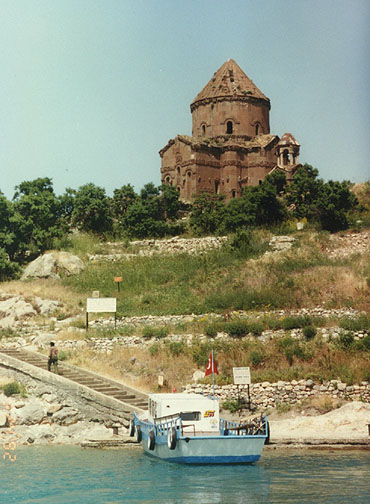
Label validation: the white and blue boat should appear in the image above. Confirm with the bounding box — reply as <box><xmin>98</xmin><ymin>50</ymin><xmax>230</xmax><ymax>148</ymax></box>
<box><xmin>130</xmin><ymin>393</ymin><xmax>269</xmax><ymax>464</ymax></box>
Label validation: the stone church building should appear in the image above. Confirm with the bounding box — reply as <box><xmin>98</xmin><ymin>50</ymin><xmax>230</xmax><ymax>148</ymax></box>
<box><xmin>160</xmin><ymin>59</ymin><xmax>300</xmax><ymax>202</ymax></box>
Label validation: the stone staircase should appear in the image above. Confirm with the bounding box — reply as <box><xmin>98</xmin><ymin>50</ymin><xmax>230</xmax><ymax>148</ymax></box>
<box><xmin>0</xmin><ymin>347</ymin><xmax>148</xmax><ymax>410</ymax></box>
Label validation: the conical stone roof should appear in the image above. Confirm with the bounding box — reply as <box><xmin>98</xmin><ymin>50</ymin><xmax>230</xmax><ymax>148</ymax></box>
<box><xmin>191</xmin><ymin>59</ymin><xmax>270</xmax><ymax>110</ymax></box>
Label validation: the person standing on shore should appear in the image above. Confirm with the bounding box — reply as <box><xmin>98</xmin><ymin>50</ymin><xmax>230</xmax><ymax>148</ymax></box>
<box><xmin>48</xmin><ymin>342</ymin><xmax>58</xmax><ymax>372</ymax></box>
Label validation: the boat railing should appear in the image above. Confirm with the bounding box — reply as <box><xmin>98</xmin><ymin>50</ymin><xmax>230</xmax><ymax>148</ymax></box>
<box><xmin>152</xmin><ymin>414</ymin><xmax>182</xmax><ymax>437</ymax></box>
<box><xmin>220</xmin><ymin>415</ymin><xmax>268</xmax><ymax>436</ymax></box>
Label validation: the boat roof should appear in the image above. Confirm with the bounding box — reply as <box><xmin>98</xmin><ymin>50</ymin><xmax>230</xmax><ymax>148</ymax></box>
<box><xmin>149</xmin><ymin>393</ymin><xmax>216</xmax><ymax>402</ymax></box>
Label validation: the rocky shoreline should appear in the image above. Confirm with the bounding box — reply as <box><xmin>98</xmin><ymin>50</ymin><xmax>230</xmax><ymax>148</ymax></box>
<box><xmin>0</xmin><ymin>387</ymin><xmax>129</xmax><ymax>446</ymax></box>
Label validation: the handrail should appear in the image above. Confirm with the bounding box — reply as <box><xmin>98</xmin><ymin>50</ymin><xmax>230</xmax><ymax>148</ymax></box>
<box><xmin>220</xmin><ymin>415</ymin><xmax>268</xmax><ymax>436</ymax></box>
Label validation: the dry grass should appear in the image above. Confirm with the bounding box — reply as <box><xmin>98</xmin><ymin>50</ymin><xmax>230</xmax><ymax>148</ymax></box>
<box><xmin>290</xmin><ymin>265</ymin><xmax>368</xmax><ymax>308</ymax></box>
<box><xmin>67</xmin><ymin>346</ymin><xmax>194</xmax><ymax>393</ymax></box>
<box><xmin>299</xmin><ymin>395</ymin><xmax>344</xmax><ymax>414</ymax></box>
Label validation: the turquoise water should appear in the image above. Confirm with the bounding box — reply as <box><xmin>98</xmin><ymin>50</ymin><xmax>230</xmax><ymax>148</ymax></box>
<box><xmin>1</xmin><ymin>446</ymin><xmax>369</xmax><ymax>503</ymax></box>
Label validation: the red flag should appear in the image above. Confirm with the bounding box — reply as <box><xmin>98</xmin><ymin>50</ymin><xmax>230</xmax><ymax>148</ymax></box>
<box><xmin>205</xmin><ymin>352</ymin><xmax>219</xmax><ymax>376</ymax></box>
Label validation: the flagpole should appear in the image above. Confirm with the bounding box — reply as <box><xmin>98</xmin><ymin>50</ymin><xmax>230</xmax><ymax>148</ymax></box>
<box><xmin>212</xmin><ymin>349</ymin><xmax>215</xmax><ymax>399</ymax></box>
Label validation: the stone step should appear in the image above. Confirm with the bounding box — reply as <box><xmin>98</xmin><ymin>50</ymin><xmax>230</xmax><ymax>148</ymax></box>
<box><xmin>0</xmin><ymin>348</ymin><xmax>148</xmax><ymax>415</ymax></box>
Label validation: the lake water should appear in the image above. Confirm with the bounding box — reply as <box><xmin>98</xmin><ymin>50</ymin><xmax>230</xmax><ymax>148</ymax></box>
<box><xmin>1</xmin><ymin>446</ymin><xmax>369</xmax><ymax>503</ymax></box>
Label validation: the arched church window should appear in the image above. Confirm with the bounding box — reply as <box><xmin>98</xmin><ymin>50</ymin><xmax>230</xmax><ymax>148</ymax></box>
<box><xmin>226</xmin><ymin>121</ymin><xmax>233</xmax><ymax>134</ymax></box>
<box><xmin>255</xmin><ymin>124</ymin><xmax>260</xmax><ymax>136</ymax></box>
<box><xmin>215</xmin><ymin>180</ymin><xmax>220</xmax><ymax>194</ymax></box>
<box><xmin>165</xmin><ymin>176</ymin><xmax>172</xmax><ymax>185</ymax></box>
<box><xmin>177</xmin><ymin>166</ymin><xmax>180</xmax><ymax>175</ymax></box>
<box><xmin>283</xmin><ymin>149</ymin><xmax>290</xmax><ymax>166</ymax></box>
<box><xmin>231</xmin><ymin>189</ymin><xmax>236</xmax><ymax>198</ymax></box>
<box><xmin>201</xmin><ymin>124</ymin><xmax>206</xmax><ymax>136</ymax></box>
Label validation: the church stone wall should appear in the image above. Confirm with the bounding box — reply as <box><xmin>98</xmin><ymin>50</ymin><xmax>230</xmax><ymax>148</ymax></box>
<box><xmin>192</xmin><ymin>99</ymin><xmax>270</xmax><ymax>138</ymax></box>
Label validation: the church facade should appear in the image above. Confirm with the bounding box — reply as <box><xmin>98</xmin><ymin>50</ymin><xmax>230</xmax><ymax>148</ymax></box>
<box><xmin>160</xmin><ymin>59</ymin><xmax>300</xmax><ymax>202</ymax></box>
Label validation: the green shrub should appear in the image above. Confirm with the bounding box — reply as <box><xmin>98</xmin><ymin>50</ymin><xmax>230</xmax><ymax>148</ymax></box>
<box><xmin>247</xmin><ymin>321</ymin><xmax>264</xmax><ymax>336</ymax></box>
<box><xmin>224</xmin><ymin>319</ymin><xmax>249</xmax><ymax>337</ymax></box>
<box><xmin>148</xmin><ymin>343</ymin><xmax>160</xmax><ymax>356</ymax></box>
<box><xmin>142</xmin><ymin>325</ymin><xmax>169</xmax><ymax>340</ymax></box>
<box><xmin>167</xmin><ymin>341</ymin><xmax>186</xmax><ymax>357</ymax></box>
<box><xmin>0</xmin><ymin>328</ymin><xmax>17</xmax><ymax>339</ymax></box>
<box><xmin>282</xmin><ymin>316</ymin><xmax>312</xmax><ymax>330</ymax></box>
<box><xmin>303</xmin><ymin>326</ymin><xmax>317</xmax><ymax>340</ymax></box>
<box><xmin>58</xmin><ymin>350</ymin><xmax>71</xmax><ymax>361</ymax></box>
<box><xmin>249</xmin><ymin>350</ymin><xmax>264</xmax><ymax>366</ymax></box>
<box><xmin>3</xmin><ymin>382</ymin><xmax>20</xmax><ymax>397</ymax></box>
<box><xmin>362</xmin><ymin>334</ymin><xmax>370</xmax><ymax>350</ymax></box>
<box><xmin>339</xmin><ymin>315</ymin><xmax>370</xmax><ymax>332</ymax></box>
<box><xmin>337</xmin><ymin>331</ymin><xmax>355</xmax><ymax>349</ymax></box>
<box><xmin>204</xmin><ymin>323</ymin><xmax>222</xmax><ymax>337</ymax></box>
<box><xmin>222</xmin><ymin>399</ymin><xmax>240</xmax><ymax>413</ymax></box>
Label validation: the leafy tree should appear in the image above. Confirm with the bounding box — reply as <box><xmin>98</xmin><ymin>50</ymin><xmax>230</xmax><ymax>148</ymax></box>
<box><xmin>140</xmin><ymin>182</ymin><xmax>160</xmax><ymax>201</ymax></box>
<box><xmin>189</xmin><ymin>192</ymin><xmax>226</xmax><ymax>235</ymax></box>
<box><xmin>223</xmin><ymin>194</ymin><xmax>256</xmax><ymax>232</ymax></box>
<box><xmin>111</xmin><ymin>184</ymin><xmax>137</xmax><ymax>217</ymax></box>
<box><xmin>72</xmin><ymin>183</ymin><xmax>112</xmax><ymax>234</ymax></box>
<box><xmin>122</xmin><ymin>184</ymin><xmax>182</xmax><ymax>238</ymax></box>
<box><xmin>224</xmin><ymin>180</ymin><xmax>286</xmax><ymax>232</ymax></box>
<box><xmin>0</xmin><ymin>247</ymin><xmax>21</xmax><ymax>281</ymax></box>
<box><xmin>160</xmin><ymin>184</ymin><xmax>180</xmax><ymax>221</ymax></box>
<box><xmin>12</xmin><ymin>177</ymin><xmax>62</xmax><ymax>258</ymax></box>
<box><xmin>0</xmin><ymin>192</ymin><xmax>16</xmax><ymax>259</ymax></box>
<box><xmin>285</xmin><ymin>164</ymin><xmax>323</xmax><ymax>220</ymax></box>
<box><xmin>317</xmin><ymin>180</ymin><xmax>358</xmax><ymax>232</ymax></box>
<box><xmin>58</xmin><ymin>188</ymin><xmax>76</xmax><ymax>227</ymax></box>
<box><xmin>265</xmin><ymin>170</ymin><xmax>287</xmax><ymax>194</ymax></box>
<box><xmin>124</xmin><ymin>199</ymin><xmax>167</xmax><ymax>238</ymax></box>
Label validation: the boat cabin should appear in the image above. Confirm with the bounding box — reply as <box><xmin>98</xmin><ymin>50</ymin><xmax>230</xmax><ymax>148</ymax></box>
<box><xmin>148</xmin><ymin>393</ymin><xmax>220</xmax><ymax>433</ymax></box>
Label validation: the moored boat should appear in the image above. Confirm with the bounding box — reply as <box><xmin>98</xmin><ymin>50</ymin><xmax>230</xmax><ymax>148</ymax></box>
<box><xmin>130</xmin><ymin>393</ymin><xmax>269</xmax><ymax>464</ymax></box>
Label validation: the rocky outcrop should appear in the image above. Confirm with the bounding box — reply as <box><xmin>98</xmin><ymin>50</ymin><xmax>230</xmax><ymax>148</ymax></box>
<box><xmin>21</xmin><ymin>251</ymin><xmax>85</xmax><ymax>280</ymax></box>
<box><xmin>0</xmin><ymin>292</ymin><xmax>60</xmax><ymax>329</ymax></box>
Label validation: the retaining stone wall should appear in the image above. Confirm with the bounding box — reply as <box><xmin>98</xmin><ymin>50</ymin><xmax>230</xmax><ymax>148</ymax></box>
<box><xmin>184</xmin><ymin>379</ymin><xmax>370</xmax><ymax>408</ymax></box>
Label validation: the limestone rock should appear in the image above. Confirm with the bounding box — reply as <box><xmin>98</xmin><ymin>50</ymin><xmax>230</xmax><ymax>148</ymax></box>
<box><xmin>192</xmin><ymin>370</ymin><xmax>205</xmax><ymax>382</ymax></box>
<box><xmin>16</xmin><ymin>402</ymin><xmax>45</xmax><ymax>425</ymax></box>
<box><xmin>0</xmin><ymin>296</ymin><xmax>36</xmax><ymax>322</ymax></box>
<box><xmin>53</xmin><ymin>407</ymin><xmax>78</xmax><ymax>425</ymax></box>
<box><xmin>22</xmin><ymin>254</ymin><xmax>59</xmax><ymax>280</ymax></box>
<box><xmin>22</xmin><ymin>251</ymin><xmax>85</xmax><ymax>280</ymax></box>
<box><xmin>47</xmin><ymin>404</ymin><xmax>63</xmax><ymax>415</ymax></box>
<box><xmin>0</xmin><ymin>412</ymin><xmax>9</xmax><ymax>427</ymax></box>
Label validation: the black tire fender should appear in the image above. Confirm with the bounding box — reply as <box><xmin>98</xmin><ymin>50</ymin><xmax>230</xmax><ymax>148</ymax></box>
<box><xmin>136</xmin><ymin>425</ymin><xmax>142</xmax><ymax>443</ymax></box>
<box><xmin>264</xmin><ymin>420</ymin><xmax>270</xmax><ymax>445</ymax></box>
<box><xmin>129</xmin><ymin>419</ymin><xmax>135</xmax><ymax>437</ymax></box>
<box><xmin>148</xmin><ymin>429</ymin><xmax>156</xmax><ymax>451</ymax></box>
<box><xmin>167</xmin><ymin>427</ymin><xmax>177</xmax><ymax>450</ymax></box>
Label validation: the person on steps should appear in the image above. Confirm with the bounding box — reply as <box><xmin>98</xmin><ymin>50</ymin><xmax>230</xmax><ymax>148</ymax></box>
<box><xmin>48</xmin><ymin>341</ymin><xmax>58</xmax><ymax>372</ymax></box>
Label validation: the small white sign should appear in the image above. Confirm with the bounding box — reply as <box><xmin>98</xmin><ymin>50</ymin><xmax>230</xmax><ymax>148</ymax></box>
<box><xmin>86</xmin><ymin>298</ymin><xmax>117</xmax><ymax>313</ymax></box>
<box><xmin>233</xmin><ymin>367</ymin><xmax>251</xmax><ymax>385</ymax></box>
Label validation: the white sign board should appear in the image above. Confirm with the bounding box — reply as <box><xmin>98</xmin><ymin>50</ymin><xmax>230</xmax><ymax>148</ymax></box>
<box><xmin>86</xmin><ymin>298</ymin><xmax>116</xmax><ymax>313</ymax></box>
<box><xmin>233</xmin><ymin>367</ymin><xmax>251</xmax><ymax>385</ymax></box>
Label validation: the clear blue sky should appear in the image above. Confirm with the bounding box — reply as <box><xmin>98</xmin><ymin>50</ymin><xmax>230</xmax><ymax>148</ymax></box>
<box><xmin>1</xmin><ymin>0</ymin><xmax>369</xmax><ymax>199</ymax></box>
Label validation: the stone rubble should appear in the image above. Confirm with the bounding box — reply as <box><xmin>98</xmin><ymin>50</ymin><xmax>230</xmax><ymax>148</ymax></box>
<box><xmin>325</xmin><ymin>230</ymin><xmax>370</xmax><ymax>258</ymax></box>
<box><xmin>88</xmin><ymin>236</ymin><xmax>228</xmax><ymax>261</ymax></box>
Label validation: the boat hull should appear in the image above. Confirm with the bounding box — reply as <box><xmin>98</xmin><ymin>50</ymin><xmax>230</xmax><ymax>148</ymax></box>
<box><xmin>141</xmin><ymin>433</ymin><xmax>266</xmax><ymax>464</ymax></box>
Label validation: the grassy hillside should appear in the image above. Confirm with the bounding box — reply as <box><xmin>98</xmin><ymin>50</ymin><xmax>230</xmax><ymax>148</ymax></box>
<box><xmin>59</xmin><ymin>228</ymin><xmax>370</xmax><ymax>316</ymax></box>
